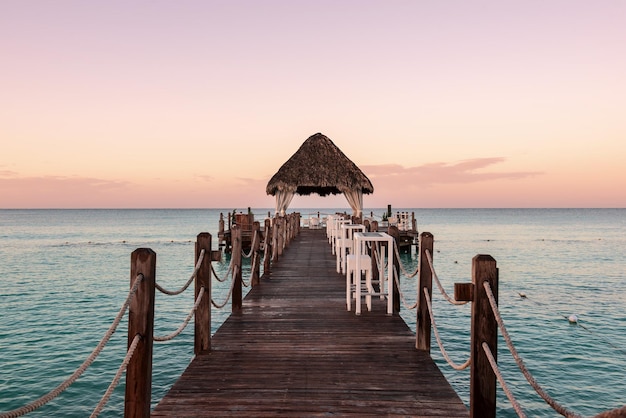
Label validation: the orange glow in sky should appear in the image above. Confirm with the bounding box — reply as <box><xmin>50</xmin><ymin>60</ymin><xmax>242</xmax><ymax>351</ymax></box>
<box><xmin>1</xmin><ymin>1</ymin><xmax>625</xmax><ymax>208</ymax></box>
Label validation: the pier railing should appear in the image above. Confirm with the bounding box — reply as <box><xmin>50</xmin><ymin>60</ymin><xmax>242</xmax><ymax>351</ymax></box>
<box><xmin>0</xmin><ymin>213</ymin><xmax>299</xmax><ymax>418</ymax></box>
<box><xmin>122</xmin><ymin>212</ymin><xmax>300</xmax><ymax>417</ymax></box>
<box><xmin>390</xmin><ymin>230</ymin><xmax>621</xmax><ymax>418</ymax></box>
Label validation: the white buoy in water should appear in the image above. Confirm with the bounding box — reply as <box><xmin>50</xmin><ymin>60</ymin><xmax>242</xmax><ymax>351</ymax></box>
<box><xmin>568</xmin><ymin>314</ymin><xmax>578</xmax><ymax>324</ymax></box>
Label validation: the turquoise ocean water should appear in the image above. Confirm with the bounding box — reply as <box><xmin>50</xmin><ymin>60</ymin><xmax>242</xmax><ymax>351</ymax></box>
<box><xmin>1</xmin><ymin>208</ymin><xmax>624</xmax><ymax>417</ymax></box>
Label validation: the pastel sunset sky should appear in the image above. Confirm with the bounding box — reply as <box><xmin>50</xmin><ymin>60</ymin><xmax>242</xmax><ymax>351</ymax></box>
<box><xmin>2</xmin><ymin>1</ymin><xmax>625</xmax><ymax>209</ymax></box>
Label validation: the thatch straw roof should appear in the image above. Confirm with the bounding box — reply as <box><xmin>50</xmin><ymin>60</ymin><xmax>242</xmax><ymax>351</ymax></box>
<box><xmin>266</xmin><ymin>133</ymin><xmax>374</xmax><ymax>196</ymax></box>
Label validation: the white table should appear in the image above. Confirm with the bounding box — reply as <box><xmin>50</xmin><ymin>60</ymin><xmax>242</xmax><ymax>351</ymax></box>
<box><xmin>353</xmin><ymin>231</ymin><xmax>394</xmax><ymax>315</ymax></box>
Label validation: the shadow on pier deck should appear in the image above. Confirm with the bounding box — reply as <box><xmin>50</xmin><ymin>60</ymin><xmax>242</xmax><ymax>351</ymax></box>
<box><xmin>152</xmin><ymin>228</ymin><xmax>468</xmax><ymax>417</ymax></box>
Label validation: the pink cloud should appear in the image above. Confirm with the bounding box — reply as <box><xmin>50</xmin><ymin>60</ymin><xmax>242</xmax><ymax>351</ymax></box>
<box><xmin>362</xmin><ymin>157</ymin><xmax>542</xmax><ymax>188</ymax></box>
<box><xmin>0</xmin><ymin>174</ymin><xmax>131</xmax><ymax>208</ymax></box>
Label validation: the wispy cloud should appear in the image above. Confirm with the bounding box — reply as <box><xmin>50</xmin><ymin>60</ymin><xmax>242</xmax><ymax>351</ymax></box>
<box><xmin>362</xmin><ymin>157</ymin><xmax>542</xmax><ymax>187</ymax></box>
<box><xmin>194</xmin><ymin>174</ymin><xmax>214</xmax><ymax>182</ymax></box>
<box><xmin>0</xmin><ymin>174</ymin><xmax>129</xmax><ymax>190</ymax></box>
<box><xmin>0</xmin><ymin>174</ymin><xmax>132</xmax><ymax>207</ymax></box>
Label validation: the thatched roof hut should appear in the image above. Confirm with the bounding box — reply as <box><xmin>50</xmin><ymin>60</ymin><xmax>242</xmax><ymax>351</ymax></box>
<box><xmin>266</xmin><ymin>133</ymin><xmax>373</xmax><ymax>216</ymax></box>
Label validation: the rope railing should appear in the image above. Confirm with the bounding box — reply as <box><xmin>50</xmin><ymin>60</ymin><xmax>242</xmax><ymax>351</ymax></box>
<box><xmin>154</xmin><ymin>286</ymin><xmax>206</xmax><ymax>342</ymax></box>
<box><xmin>483</xmin><ymin>281</ymin><xmax>583</xmax><ymax>418</ymax></box>
<box><xmin>392</xmin><ymin>239</ymin><xmax>419</xmax><ymax>278</ymax></box>
<box><xmin>392</xmin><ymin>263</ymin><xmax>418</xmax><ymax>310</ymax></box>
<box><xmin>423</xmin><ymin>287</ymin><xmax>471</xmax><ymax>370</ymax></box>
<box><xmin>425</xmin><ymin>249</ymin><xmax>468</xmax><ymax>306</ymax></box>
<box><xmin>241</xmin><ymin>230</ymin><xmax>259</xmax><ymax>259</ymax></box>
<box><xmin>3</xmin><ymin>222</ymin><xmax>298</xmax><ymax>417</ymax></box>
<box><xmin>155</xmin><ymin>249</ymin><xmax>205</xmax><ymax>295</ymax></box>
<box><xmin>212</xmin><ymin>259</ymin><xmax>233</xmax><ymax>283</ymax></box>
<box><xmin>482</xmin><ymin>342</ymin><xmax>526</xmax><ymax>418</ymax></box>
<box><xmin>90</xmin><ymin>333</ymin><xmax>142</xmax><ymax>417</ymax></box>
<box><xmin>212</xmin><ymin>265</ymin><xmax>238</xmax><ymax>309</ymax></box>
<box><xmin>0</xmin><ymin>273</ymin><xmax>144</xmax><ymax>418</ymax></box>
<box><xmin>241</xmin><ymin>272</ymin><xmax>251</xmax><ymax>288</ymax></box>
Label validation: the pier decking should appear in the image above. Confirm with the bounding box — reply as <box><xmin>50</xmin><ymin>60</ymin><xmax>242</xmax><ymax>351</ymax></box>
<box><xmin>151</xmin><ymin>228</ymin><xmax>468</xmax><ymax>417</ymax></box>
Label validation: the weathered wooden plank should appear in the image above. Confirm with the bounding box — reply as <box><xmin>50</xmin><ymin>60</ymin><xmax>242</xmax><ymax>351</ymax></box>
<box><xmin>152</xmin><ymin>229</ymin><xmax>467</xmax><ymax>417</ymax></box>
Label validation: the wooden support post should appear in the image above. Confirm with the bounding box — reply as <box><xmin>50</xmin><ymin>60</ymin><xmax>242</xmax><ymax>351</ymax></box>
<box><xmin>387</xmin><ymin>225</ymin><xmax>401</xmax><ymax>314</ymax></box>
<box><xmin>263</xmin><ymin>218</ymin><xmax>271</xmax><ymax>277</ymax></box>
<box><xmin>272</xmin><ymin>216</ymin><xmax>279</xmax><ymax>262</ymax></box>
<box><xmin>285</xmin><ymin>215</ymin><xmax>291</xmax><ymax>246</ymax></box>
<box><xmin>277</xmin><ymin>217</ymin><xmax>284</xmax><ymax>257</ymax></box>
<box><xmin>288</xmin><ymin>214</ymin><xmax>292</xmax><ymax>245</ymax></box>
<box><xmin>195</xmin><ymin>233</ymin><xmax>211</xmax><ymax>354</ymax></box>
<box><xmin>231</xmin><ymin>224</ymin><xmax>243</xmax><ymax>312</ymax></box>
<box><xmin>416</xmin><ymin>232</ymin><xmax>434</xmax><ymax>352</ymax></box>
<box><xmin>251</xmin><ymin>221</ymin><xmax>261</xmax><ymax>286</ymax></box>
<box><xmin>125</xmin><ymin>248</ymin><xmax>156</xmax><ymax>418</ymax></box>
<box><xmin>296</xmin><ymin>213</ymin><xmax>301</xmax><ymax>235</ymax></box>
<box><xmin>469</xmin><ymin>255</ymin><xmax>498</xmax><ymax>418</ymax></box>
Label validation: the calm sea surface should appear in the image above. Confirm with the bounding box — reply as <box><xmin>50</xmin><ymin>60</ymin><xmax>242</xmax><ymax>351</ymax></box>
<box><xmin>1</xmin><ymin>209</ymin><xmax>624</xmax><ymax>417</ymax></box>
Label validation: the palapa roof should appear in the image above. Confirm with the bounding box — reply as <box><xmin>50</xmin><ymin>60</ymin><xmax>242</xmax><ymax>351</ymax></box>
<box><xmin>266</xmin><ymin>133</ymin><xmax>374</xmax><ymax>196</ymax></box>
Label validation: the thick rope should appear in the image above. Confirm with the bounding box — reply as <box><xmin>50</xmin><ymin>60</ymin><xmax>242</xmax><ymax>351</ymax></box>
<box><xmin>483</xmin><ymin>282</ymin><xmax>583</xmax><ymax>418</ymax></box>
<box><xmin>482</xmin><ymin>342</ymin><xmax>527</xmax><ymax>418</ymax></box>
<box><xmin>212</xmin><ymin>265</ymin><xmax>237</xmax><ymax>309</ymax></box>
<box><xmin>0</xmin><ymin>274</ymin><xmax>144</xmax><ymax>418</ymax></box>
<box><xmin>393</xmin><ymin>240</ymin><xmax>419</xmax><ymax>278</ymax></box>
<box><xmin>154</xmin><ymin>286</ymin><xmax>206</xmax><ymax>342</ymax></box>
<box><xmin>425</xmin><ymin>249</ymin><xmax>468</xmax><ymax>306</ymax></box>
<box><xmin>155</xmin><ymin>249</ymin><xmax>205</xmax><ymax>295</ymax></box>
<box><xmin>263</xmin><ymin>230</ymin><xmax>270</xmax><ymax>263</ymax></box>
<box><xmin>393</xmin><ymin>264</ymin><xmax>417</xmax><ymax>310</ymax></box>
<box><xmin>241</xmin><ymin>269</ymin><xmax>250</xmax><ymax>288</ymax></box>
<box><xmin>90</xmin><ymin>333</ymin><xmax>141</xmax><ymax>417</ymax></box>
<box><xmin>241</xmin><ymin>230</ymin><xmax>258</xmax><ymax>259</ymax></box>
<box><xmin>211</xmin><ymin>259</ymin><xmax>233</xmax><ymax>283</ymax></box>
<box><xmin>423</xmin><ymin>287</ymin><xmax>471</xmax><ymax>370</ymax></box>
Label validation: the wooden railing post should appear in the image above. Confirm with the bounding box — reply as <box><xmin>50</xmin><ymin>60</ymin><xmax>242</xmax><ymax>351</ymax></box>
<box><xmin>296</xmin><ymin>212</ymin><xmax>301</xmax><ymax>234</ymax></box>
<box><xmin>125</xmin><ymin>248</ymin><xmax>156</xmax><ymax>418</ymax></box>
<box><xmin>272</xmin><ymin>216</ymin><xmax>279</xmax><ymax>262</ymax></box>
<box><xmin>416</xmin><ymin>232</ymin><xmax>434</xmax><ymax>351</ymax></box>
<box><xmin>195</xmin><ymin>233</ymin><xmax>211</xmax><ymax>354</ymax></box>
<box><xmin>231</xmin><ymin>224</ymin><xmax>243</xmax><ymax>311</ymax></box>
<box><xmin>387</xmin><ymin>225</ymin><xmax>401</xmax><ymax>314</ymax></box>
<box><xmin>469</xmin><ymin>255</ymin><xmax>498</xmax><ymax>418</ymax></box>
<box><xmin>284</xmin><ymin>215</ymin><xmax>291</xmax><ymax>246</ymax></box>
<box><xmin>251</xmin><ymin>221</ymin><xmax>261</xmax><ymax>286</ymax></box>
<box><xmin>263</xmin><ymin>218</ymin><xmax>272</xmax><ymax>276</ymax></box>
<box><xmin>277</xmin><ymin>217</ymin><xmax>285</xmax><ymax>257</ymax></box>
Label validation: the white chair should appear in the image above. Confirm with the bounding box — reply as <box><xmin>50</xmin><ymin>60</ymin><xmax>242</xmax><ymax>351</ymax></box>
<box><xmin>326</xmin><ymin>215</ymin><xmax>334</xmax><ymax>242</ymax></box>
<box><xmin>346</xmin><ymin>245</ymin><xmax>372</xmax><ymax>312</ymax></box>
<box><xmin>336</xmin><ymin>233</ymin><xmax>352</xmax><ymax>274</ymax></box>
<box><xmin>332</xmin><ymin>218</ymin><xmax>349</xmax><ymax>256</ymax></box>
<box><xmin>336</xmin><ymin>223</ymin><xmax>364</xmax><ymax>274</ymax></box>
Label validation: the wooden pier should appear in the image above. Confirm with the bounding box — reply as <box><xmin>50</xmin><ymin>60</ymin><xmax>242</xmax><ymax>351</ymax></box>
<box><xmin>151</xmin><ymin>228</ymin><xmax>468</xmax><ymax>417</ymax></box>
